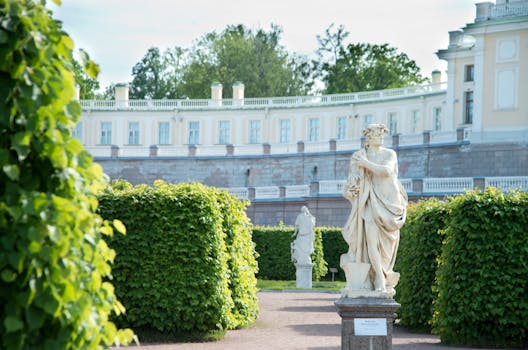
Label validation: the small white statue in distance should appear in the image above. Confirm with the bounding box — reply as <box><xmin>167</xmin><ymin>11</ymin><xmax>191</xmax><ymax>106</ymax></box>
<box><xmin>291</xmin><ymin>206</ymin><xmax>316</xmax><ymax>265</ymax></box>
<box><xmin>341</xmin><ymin>124</ymin><xmax>407</xmax><ymax>297</ymax></box>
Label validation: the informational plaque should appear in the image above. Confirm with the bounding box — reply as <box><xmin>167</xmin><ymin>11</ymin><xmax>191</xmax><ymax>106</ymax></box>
<box><xmin>354</xmin><ymin>318</ymin><xmax>387</xmax><ymax>336</ymax></box>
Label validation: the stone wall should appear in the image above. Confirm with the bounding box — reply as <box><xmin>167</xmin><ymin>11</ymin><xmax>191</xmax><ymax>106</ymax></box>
<box><xmin>96</xmin><ymin>141</ymin><xmax>528</xmax><ymax>187</ymax></box>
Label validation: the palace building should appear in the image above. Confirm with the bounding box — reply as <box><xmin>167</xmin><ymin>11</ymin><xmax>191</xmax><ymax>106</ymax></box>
<box><xmin>78</xmin><ymin>0</ymin><xmax>528</xmax><ymax>226</ymax></box>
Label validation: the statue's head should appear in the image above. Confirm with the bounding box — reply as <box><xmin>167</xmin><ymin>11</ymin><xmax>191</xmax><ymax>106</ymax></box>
<box><xmin>301</xmin><ymin>206</ymin><xmax>309</xmax><ymax>215</ymax></box>
<box><xmin>363</xmin><ymin>124</ymin><xmax>389</xmax><ymax>148</ymax></box>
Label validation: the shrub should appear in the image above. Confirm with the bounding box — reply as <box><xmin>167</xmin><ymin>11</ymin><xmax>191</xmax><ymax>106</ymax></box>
<box><xmin>395</xmin><ymin>198</ymin><xmax>448</xmax><ymax>331</ymax></box>
<box><xmin>253</xmin><ymin>225</ymin><xmax>327</xmax><ymax>281</ymax></box>
<box><xmin>0</xmin><ymin>1</ymin><xmax>133</xmax><ymax>348</ymax></box>
<box><xmin>319</xmin><ymin>227</ymin><xmax>348</xmax><ymax>281</ymax></box>
<box><xmin>97</xmin><ymin>181</ymin><xmax>258</xmax><ymax>339</ymax></box>
<box><xmin>433</xmin><ymin>188</ymin><xmax>528</xmax><ymax>347</ymax></box>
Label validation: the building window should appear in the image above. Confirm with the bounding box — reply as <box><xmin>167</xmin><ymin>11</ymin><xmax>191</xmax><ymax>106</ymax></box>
<box><xmin>158</xmin><ymin>121</ymin><xmax>170</xmax><ymax>145</ymax></box>
<box><xmin>72</xmin><ymin>122</ymin><xmax>83</xmax><ymax>143</ymax></box>
<box><xmin>218</xmin><ymin>120</ymin><xmax>231</xmax><ymax>144</ymax></box>
<box><xmin>188</xmin><ymin>121</ymin><xmax>199</xmax><ymax>145</ymax></box>
<box><xmin>100</xmin><ymin>122</ymin><xmax>112</xmax><ymax>145</ymax></box>
<box><xmin>249</xmin><ymin>120</ymin><xmax>261</xmax><ymax>144</ymax></box>
<box><xmin>337</xmin><ymin>117</ymin><xmax>347</xmax><ymax>140</ymax></box>
<box><xmin>433</xmin><ymin>107</ymin><xmax>442</xmax><ymax>131</ymax></box>
<box><xmin>309</xmin><ymin>118</ymin><xmax>320</xmax><ymax>142</ymax></box>
<box><xmin>128</xmin><ymin>122</ymin><xmax>140</xmax><ymax>145</ymax></box>
<box><xmin>465</xmin><ymin>64</ymin><xmax>474</xmax><ymax>82</ymax></box>
<box><xmin>464</xmin><ymin>91</ymin><xmax>474</xmax><ymax>124</ymax></box>
<box><xmin>388</xmin><ymin>112</ymin><xmax>398</xmax><ymax>134</ymax></box>
<box><xmin>410</xmin><ymin>110</ymin><xmax>420</xmax><ymax>134</ymax></box>
<box><xmin>279</xmin><ymin>119</ymin><xmax>291</xmax><ymax>143</ymax></box>
<box><xmin>363</xmin><ymin>114</ymin><xmax>373</xmax><ymax>130</ymax></box>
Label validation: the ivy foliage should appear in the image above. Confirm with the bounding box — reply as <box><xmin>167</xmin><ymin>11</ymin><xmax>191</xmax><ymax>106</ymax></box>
<box><xmin>394</xmin><ymin>198</ymin><xmax>448</xmax><ymax>332</ymax></box>
<box><xmin>0</xmin><ymin>0</ymin><xmax>133</xmax><ymax>349</ymax></box>
<box><xmin>432</xmin><ymin>188</ymin><xmax>528</xmax><ymax>348</ymax></box>
<box><xmin>97</xmin><ymin>181</ymin><xmax>259</xmax><ymax>339</ymax></box>
<box><xmin>252</xmin><ymin>225</ymin><xmax>327</xmax><ymax>281</ymax></box>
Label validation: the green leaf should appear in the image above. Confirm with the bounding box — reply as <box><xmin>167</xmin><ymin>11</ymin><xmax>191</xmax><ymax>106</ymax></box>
<box><xmin>12</xmin><ymin>131</ymin><xmax>31</xmax><ymax>161</ymax></box>
<box><xmin>1</xmin><ymin>269</ymin><xmax>17</xmax><ymax>282</ymax></box>
<box><xmin>113</xmin><ymin>219</ymin><xmax>126</xmax><ymax>234</ymax></box>
<box><xmin>3</xmin><ymin>164</ymin><xmax>20</xmax><ymax>181</ymax></box>
<box><xmin>4</xmin><ymin>316</ymin><xmax>23</xmax><ymax>332</ymax></box>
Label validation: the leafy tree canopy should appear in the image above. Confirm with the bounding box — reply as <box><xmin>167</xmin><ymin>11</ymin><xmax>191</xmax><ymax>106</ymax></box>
<box><xmin>316</xmin><ymin>24</ymin><xmax>426</xmax><ymax>94</ymax></box>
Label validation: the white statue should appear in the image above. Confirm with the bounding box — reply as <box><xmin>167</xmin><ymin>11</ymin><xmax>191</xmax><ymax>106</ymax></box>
<box><xmin>291</xmin><ymin>206</ymin><xmax>316</xmax><ymax>265</ymax></box>
<box><xmin>341</xmin><ymin>124</ymin><xmax>407</xmax><ymax>297</ymax></box>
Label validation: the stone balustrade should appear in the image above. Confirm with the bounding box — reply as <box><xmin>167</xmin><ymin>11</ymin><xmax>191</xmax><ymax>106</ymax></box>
<box><xmin>222</xmin><ymin>176</ymin><xmax>528</xmax><ymax>201</ymax></box>
<box><xmin>79</xmin><ymin>82</ymin><xmax>447</xmax><ymax>112</ymax></box>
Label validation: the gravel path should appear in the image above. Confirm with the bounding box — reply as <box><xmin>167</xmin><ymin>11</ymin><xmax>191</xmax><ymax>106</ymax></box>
<box><xmin>122</xmin><ymin>291</ymin><xmax>483</xmax><ymax>350</ymax></box>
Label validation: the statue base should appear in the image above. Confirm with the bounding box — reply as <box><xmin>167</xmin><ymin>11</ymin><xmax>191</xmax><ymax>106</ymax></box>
<box><xmin>335</xmin><ymin>297</ymin><xmax>400</xmax><ymax>350</ymax></box>
<box><xmin>295</xmin><ymin>263</ymin><xmax>313</xmax><ymax>288</ymax></box>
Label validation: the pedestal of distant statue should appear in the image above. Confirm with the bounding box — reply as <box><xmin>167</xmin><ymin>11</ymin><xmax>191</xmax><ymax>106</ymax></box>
<box><xmin>295</xmin><ymin>263</ymin><xmax>313</xmax><ymax>289</ymax></box>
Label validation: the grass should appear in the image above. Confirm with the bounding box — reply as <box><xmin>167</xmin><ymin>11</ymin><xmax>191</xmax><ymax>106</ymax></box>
<box><xmin>257</xmin><ymin>279</ymin><xmax>345</xmax><ymax>291</ymax></box>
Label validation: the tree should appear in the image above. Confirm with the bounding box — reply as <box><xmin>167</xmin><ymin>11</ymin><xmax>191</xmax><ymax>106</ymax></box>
<box><xmin>0</xmin><ymin>1</ymin><xmax>133</xmax><ymax>348</ymax></box>
<box><xmin>316</xmin><ymin>25</ymin><xmax>426</xmax><ymax>94</ymax></box>
<box><xmin>72</xmin><ymin>56</ymin><xmax>100</xmax><ymax>99</ymax></box>
<box><xmin>181</xmin><ymin>24</ymin><xmax>313</xmax><ymax>98</ymax></box>
<box><xmin>129</xmin><ymin>47</ymin><xmax>178</xmax><ymax>99</ymax></box>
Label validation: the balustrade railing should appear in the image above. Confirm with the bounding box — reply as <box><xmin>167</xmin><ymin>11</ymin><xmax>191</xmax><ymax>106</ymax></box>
<box><xmin>223</xmin><ymin>187</ymin><xmax>249</xmax><ymax>200</ymax></box>
<box><xmin>319</xmin><ymin>180</ymin><xmax>346</xmax><ymax>194</ymax></box>
<box><xmin>485</xmin><ymin>176</ymin><xmax>528</xmax><ymax>191</ymax></box>
<box><xmin>399</xmin><ymin>179</ymin><xmax>413</xmax><ymax>193</ymax></box>
<box><xmin>254</xmin><ymin>186</ymin><xmax>281</xmax><ymax>199</ymax></box>
<box><xmin>285</xmin><ymin>185</ymin><xmax>310</xmax><ymax>198</ymax></box>
<box><xmin>490</xmin><ymin>2</ymin><xmax>528</xmax><ymax>18</ymax></box>
<box><xmin>423</xmin><ymin>177</ymin><xmax>474</xmax><ymax>193</ymax></box>
<box><xmin>79</xmin><ymin>82</ymin><xmax>446</xmax><ymax>111</ymax></box>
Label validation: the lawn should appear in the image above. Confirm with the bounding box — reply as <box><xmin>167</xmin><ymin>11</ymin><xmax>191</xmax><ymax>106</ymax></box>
<box><xmin>257</xmin><ymin>279</ymin><xmax>345</xmax><ymax>292</ymax></box>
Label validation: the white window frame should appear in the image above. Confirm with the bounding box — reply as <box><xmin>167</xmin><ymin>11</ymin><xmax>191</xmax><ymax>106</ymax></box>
<box><xmin>363</xmin><ymin>114</ymin><xmax>373</xmax><ymax>130</ymax></box>
<box><xmin>410</xmin><ymin>110</ymin><xmax>419</xmax><ymax>134</ymax></box>
<box><xmin>158</xmin><ymin>121</ymin><xmax>170</xmax><ymax>145</ymax></box>
<box><xmin>387</xmin><ymin>112</ymin><xmax>398</xmax><ymax>134</ymax></box>
<box><xmin>128</xmin><ymin>122</ymin><xmax>140</xmax><ymax>145</ymax></box>
<box><xmin>72</xmin><ymin>122</ymin><xmax>83</xmax><ymax>143</ymax></box>
<box><xmin>188</xmin><ymin>121</ymin><xmax>200</xmax><ymax>145</ymax></box>
<box><xmin>309</xmin><ymin>118</ymin><xmax>320</xmax><ymax>142</ymax></box>
<box><xmin>279</xmin><ymin>119</ymin><xmax>291</xmax><ymax>144</ymax></box>
<box><xmin>337</xmin><ymin>117</ymin><xmax>347</xmax><ymax>140</ymax></box>
<box><xmin>433</xmin><ymin>107</ymin><xmax>442</xmax><ymax>132</ymax></box>
<box><xmin>100</xmin><ymin>122</ymin><xmax>112</xmax><ymax>145</ymax></box>
<box><xmin>218</xmin><ymin>120</ymin><xmax>231</xmax><ymax>145</ymax></box>
<box><xmin>249</xmin><ymin>120</ymin><xmax>261</xmax><ymax>144</ymax></box>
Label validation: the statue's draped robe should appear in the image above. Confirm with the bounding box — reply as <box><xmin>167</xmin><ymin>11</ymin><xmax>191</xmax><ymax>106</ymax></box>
<box><xmin>293</xmin><ymin>213</ymin><xmax>315</xmax><ymax>264</ymax></box>
<box><xmin>342</xmin><ymin>148</ymin><xmax>407</xmax><ymax>284</ymax></box>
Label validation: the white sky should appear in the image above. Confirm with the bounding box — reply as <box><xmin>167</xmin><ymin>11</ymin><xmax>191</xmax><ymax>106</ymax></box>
<box><xmin>49</xmin><ymin>0</ymin><xmax>481</xmax><ymax>91</ymax></box>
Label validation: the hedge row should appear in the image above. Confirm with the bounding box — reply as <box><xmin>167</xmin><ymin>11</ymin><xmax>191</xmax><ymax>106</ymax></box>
<box><xmin>395</xmin><ymin>198</ymin><xmax>448</xmax><ymax>332</ymax></box>
<box><xmin>433</xmin><ymin>188</ymin><xmax>528</xmax><ymax>347</ymax></box>
<box><xmin>97</xmin><ymin>181</ymin><xmax>258</xmax><ymax>340</ymax></box>
<box><xmin>252</xmin><ymin>225</ymin><xmax>327</xmax><ymax>281</ymax></box>
<box><xmin>395</xmin><ymin>189</ymin><xmax>528</xmax><ymax>348</ymax></box>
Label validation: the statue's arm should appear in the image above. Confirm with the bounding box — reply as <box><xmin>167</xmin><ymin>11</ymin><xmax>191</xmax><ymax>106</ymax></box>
<box><xmin>353</xmin><ymin>149</ymin><xmax>397</xmax><ymax>177</ymax></box>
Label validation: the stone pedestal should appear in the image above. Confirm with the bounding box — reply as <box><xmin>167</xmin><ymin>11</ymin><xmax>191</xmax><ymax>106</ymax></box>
<box><xmin>335</xmin><ymin>297</ymin><xmax>400</xmax><ymax>350</ymax></box>
<box><xmin>295</xmin><ymin>263</ymin><xmax>313</xmax><ymax>288</ymax></box>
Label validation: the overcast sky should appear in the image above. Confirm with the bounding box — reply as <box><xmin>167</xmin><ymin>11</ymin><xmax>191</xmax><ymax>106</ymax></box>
<box><xmin>49</xmin><ymin>0</ymin><xmax>480</xmax><ymax>91</ymax></box>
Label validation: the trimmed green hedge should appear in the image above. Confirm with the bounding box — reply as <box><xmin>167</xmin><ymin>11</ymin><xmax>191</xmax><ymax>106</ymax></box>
<box><xmin>319</xmin><ymin>227</ymin><xmax>348</xmax><ymax>281</ymax></box>
<box><xmin>97</xmin><ymin>181</ymin><xmax>258</xmax><ymax>340</ymax></box>
<box><xmin>253</xmin><ymin>225</ymin><xmax>327</xmax><ymax>281</ymax></box>
<box><xmin>433</xmin><ymin>188</ymin><xmax>528</xmax><ymax>348</ymax></box>
<box><xmin>395</xmin><ymin>198</ymin><xmax>448</xmax><ymax>332</ymax></box>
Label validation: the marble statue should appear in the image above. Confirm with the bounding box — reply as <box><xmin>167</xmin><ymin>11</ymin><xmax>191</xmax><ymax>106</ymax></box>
<box><xmin>341</xmin><ymin>124</ymin><xmax>407</xmax><ymax>297</ymax></box>
<box><xmin>291</xmin><ymin>206</ymin><xmax>316</xmax><ymax>265</ymax></box>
